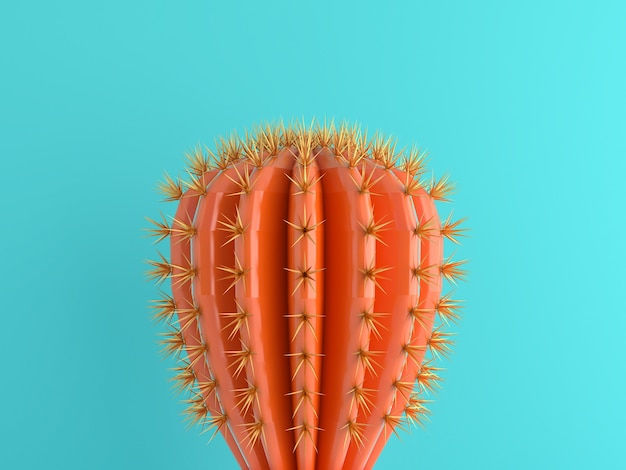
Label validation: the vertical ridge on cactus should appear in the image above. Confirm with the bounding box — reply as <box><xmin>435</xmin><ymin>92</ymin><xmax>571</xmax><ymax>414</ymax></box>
<box><xmin>146</xmin><ymin>119</ymin><xmax>467</xmax><ymax>469</ymax></box>
<box><xmin>285</xmin><ymin>150</ymin><xmax>324</xmax><ymax>469</ymax></box>
<box><xmin>194</xmin><ymin>160</ymin><xmax>271</xmax><ymax>469</ymax></box>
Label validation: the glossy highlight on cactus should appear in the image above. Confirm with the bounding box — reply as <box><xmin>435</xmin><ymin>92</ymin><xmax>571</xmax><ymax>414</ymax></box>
<box><xmin>145</xmin><ymin>120</ymin><xmax>467</xmax><ymax>470</ymax></box>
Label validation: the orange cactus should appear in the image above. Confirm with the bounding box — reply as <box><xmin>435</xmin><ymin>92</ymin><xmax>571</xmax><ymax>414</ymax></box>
<box><xmin>146</xmin><ymin>120</ymin><xmax>467</xmax><ymax>469</ymax></box>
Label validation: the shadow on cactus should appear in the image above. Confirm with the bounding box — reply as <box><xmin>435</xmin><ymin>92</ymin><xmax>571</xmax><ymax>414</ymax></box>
<box><xmin>145</xmin><ymin>120</ymin><xmax>468</xmax><ymax>470</ymax></box>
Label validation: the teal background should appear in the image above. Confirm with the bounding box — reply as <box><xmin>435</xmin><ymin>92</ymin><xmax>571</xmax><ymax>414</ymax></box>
<box><xmin>1</xmin><ymin>0</ymin><xmax>624</xmax><ymax>468</ymax></box>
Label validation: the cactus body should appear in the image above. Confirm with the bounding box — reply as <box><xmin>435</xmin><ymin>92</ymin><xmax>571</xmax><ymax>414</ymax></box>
<box><xmin>147</xmin><ymin>121</ymin><xmax>467</xmax><ymax>469</ymax></box>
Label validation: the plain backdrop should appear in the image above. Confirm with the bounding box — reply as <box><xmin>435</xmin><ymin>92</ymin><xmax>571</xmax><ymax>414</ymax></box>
<box><xmin>1</xmin><ymin>1</ymin><xmax>625</xmax><ymax>469</ymax></box>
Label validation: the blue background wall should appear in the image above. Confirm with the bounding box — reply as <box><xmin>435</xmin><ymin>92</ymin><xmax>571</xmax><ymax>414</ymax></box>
<box><xmin>1</xmin><ymin>1</ymin><xmax>624</xmax><ymax>468</ymax></box>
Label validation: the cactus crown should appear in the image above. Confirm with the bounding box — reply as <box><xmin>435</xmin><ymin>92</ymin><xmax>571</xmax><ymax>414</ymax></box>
<box><xmin>158</xmin><ymin>120</ymin><xmax>437</xmax><ymax>194</ymax></box>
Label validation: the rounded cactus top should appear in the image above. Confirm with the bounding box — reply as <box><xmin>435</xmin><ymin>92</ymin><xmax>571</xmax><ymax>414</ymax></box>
<box><xmin>157</xmin><ymin>120</ymin><xmax>455</xmax><ymax>203</ymax></box>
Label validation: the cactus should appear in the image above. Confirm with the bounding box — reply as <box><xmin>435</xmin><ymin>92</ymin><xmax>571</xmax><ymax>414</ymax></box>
<box><xmin>146</xmin><ymin>120</ymin><xmax>467</xmax><ymax>470</ymax></box>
